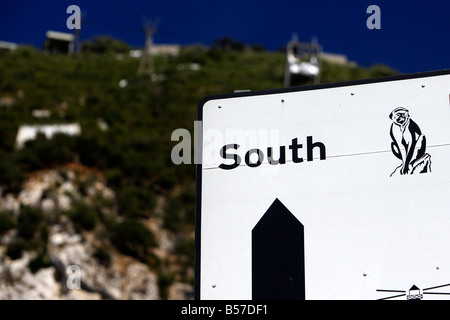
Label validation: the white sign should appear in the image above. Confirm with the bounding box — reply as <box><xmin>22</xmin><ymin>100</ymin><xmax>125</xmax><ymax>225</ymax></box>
<box><xmin>196</xmin><ymin>70</ymin><xmax>450</xmax><ymax>300</ymax></box>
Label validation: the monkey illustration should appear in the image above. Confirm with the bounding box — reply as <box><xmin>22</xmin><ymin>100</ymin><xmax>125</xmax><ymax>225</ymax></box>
<box><xmin>389</xmin><ymin>107</ymin><xmax>431</xmax><ymax>176</ymax></box>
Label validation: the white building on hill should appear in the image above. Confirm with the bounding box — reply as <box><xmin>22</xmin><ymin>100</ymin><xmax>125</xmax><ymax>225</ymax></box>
<box><xmin>15</xmin><ymin>123</ymin><xmax>81</xmax><ymax>149</ymax></box>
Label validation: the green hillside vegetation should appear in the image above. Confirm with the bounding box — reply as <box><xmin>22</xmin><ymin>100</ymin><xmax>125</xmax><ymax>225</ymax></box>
<box><xmin>0</xmin><ymin>36</ymin><xmax>397</xmax><ymax>297</ymax></box>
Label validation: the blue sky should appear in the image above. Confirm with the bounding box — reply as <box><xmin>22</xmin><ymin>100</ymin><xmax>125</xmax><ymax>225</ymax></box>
<box><xmin>0</xmin><ymin>0</ymin><xmax>448</xmax><ymax>74</ymax></box>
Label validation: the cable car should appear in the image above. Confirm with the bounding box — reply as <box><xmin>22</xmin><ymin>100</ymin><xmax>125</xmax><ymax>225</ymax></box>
<box><xmin>284</xmin><ymin>34</ymin><xmax>321</xmax><ymax>87</ymax></box>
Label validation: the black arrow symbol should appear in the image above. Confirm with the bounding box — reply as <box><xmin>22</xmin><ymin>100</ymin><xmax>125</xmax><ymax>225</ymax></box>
<box><xmin>252</xmin><ymin>198</ymin><xmax>305</xmax><ymax>300</ymax></box>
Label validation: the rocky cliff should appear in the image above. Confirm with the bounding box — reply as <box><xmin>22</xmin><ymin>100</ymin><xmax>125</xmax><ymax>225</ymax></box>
<box><xmin>0</xmin><ymin>164</ymin><xmax>194</xmax><ymax>300</ymax></box>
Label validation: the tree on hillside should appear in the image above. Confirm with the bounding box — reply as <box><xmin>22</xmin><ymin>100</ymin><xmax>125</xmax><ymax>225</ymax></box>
<box><xmin>80</xmin><ymin>36</ymin><xmax>130</xmax><ymax>54</ymax></box>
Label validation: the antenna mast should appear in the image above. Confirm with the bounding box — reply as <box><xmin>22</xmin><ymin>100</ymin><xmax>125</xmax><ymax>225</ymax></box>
<box><xmin>138</xmin><ymin>18</ymin><xmax>159</xmax><ymax>76</ymax></box>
